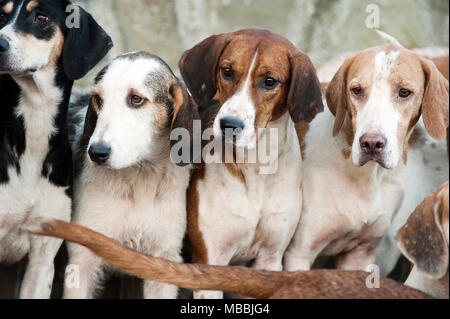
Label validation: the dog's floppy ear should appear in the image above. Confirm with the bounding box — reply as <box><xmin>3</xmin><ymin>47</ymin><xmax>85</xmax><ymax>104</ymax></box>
<box><xmin>179</xmin><ymin>33</ymin><xmax>230</xmax><ymax>107</ymax></box>
<box><xmin>80</xmin><ymin>96</ymin><xmax>98</xmax><ymax>150</ymax></box>
<box><xmin>397</xmin><ymin>182</ymin><xmax>449</xmax><ymax>279</ymax></box>
<box><xmin>420</xmin><ymin>58</ymin><xmax>449</xmax><ymax>141</ymax></box>
<box><xmin>326</xmin><ymin>55</ymin><xmax>355</xmax><ymax>137</ymax></box>
<box><xmin>169</xmin><ymin>82</ymin><xmax>201</xmax><ymax>167</ymax></box>
<box><xmin>287</xmin><ymin>53</ymin><xmax>324</xmax><ymax>123</ymax></box>
<box><xmin>63</xmin><ymin>6</ymin><xmax>113</xmax><ymax>81</ymax></box>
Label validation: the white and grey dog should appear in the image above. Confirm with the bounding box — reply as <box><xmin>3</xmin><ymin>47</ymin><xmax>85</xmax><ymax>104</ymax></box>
<box><xmin>67</xmin><ymin>52</ymin><xmax>193</xmax><ymax>299</ymax></box>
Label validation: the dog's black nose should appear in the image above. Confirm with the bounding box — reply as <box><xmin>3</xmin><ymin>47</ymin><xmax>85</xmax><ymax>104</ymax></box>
<box><xmin>360</xmin><ymin>133</ymin><xmax>387</xmax><ymax>155</ymax></box>
<box><xmin>0</xmin><ymin>38</ymin><xmax>10</xmax><ymax>53</ymax></box>
<box><xmin>220</xmin><ymin>117</ymin><xmax>245</xmax><ymax>137</ymax></box>
<box><xmin>88</xmin><ymin>143</ymin><xmax>111</xmax><ymax>165</ymax></box>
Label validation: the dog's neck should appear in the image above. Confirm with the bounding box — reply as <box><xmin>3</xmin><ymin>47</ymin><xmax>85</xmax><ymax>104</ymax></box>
<box><xmin>11</xmin><ymin>60</ymin><xmax>73</xmax><ymax>109</ymax></box>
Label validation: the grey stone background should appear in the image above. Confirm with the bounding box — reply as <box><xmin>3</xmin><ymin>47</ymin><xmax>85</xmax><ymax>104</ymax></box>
<box><xmin>73</xmin><ymin>0</ymin><xmax>449</xmax><ymax>90</ymax></box>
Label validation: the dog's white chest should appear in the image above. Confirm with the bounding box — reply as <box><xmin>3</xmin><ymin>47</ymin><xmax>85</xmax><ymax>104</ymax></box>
<box><xmin>0</xmin><ymin>77</ymin><xmax>62</xmax><ymax>244</ymax></box>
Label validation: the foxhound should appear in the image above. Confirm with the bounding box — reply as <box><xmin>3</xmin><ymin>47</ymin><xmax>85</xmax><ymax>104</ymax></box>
<box><xmin>0</xmin><ymin>0</ymin><xmax>112</xmax><ymax>298</ymax></box>
<box><xmin>65</xmin><ymin>51</ymin><xmax>193</xmax><ymax>299</ymax></box>
<box><xmin>177</xmin><ymin>29</ymin><xmax>324</xmax><ymax>299</ymax></box>
<box><xmin>315</xmin><ymin>35</ymin><xmax>449</xmax><ymax>276</ymax></box>
<box><xmin>284</xmin><ymin>41</ymin><xmax>449</xmax><ymax>272</ymax></box>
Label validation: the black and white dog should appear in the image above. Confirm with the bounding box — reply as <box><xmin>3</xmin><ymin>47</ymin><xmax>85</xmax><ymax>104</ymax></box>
<box><xmin>0</xmin><ymin>0</ymin><xmax>112</xmax><ymax>298</ymax></box>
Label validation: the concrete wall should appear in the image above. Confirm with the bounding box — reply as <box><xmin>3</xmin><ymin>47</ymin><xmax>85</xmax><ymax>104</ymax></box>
<box><xmin>73</xmin><ymin>0</ymin><xmax>449</xmax><ymax>89</ymax></box>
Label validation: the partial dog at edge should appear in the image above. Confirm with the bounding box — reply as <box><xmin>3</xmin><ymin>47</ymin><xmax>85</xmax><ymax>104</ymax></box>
<box><xmin>0</xmin><ymin>0</ymin><xmax>112</xmax><ymax>298</ymax></box>
<box><xmin>398</xmin><ymin>181</ymin><xmax>449</xmax><ymax>299</ymax></box>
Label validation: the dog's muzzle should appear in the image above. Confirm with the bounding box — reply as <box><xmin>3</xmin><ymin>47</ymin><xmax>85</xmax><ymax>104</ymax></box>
<box><xmin>359</xmin><ymin>133</ymin><xmax>387</xmax><ymax>167</ymax></box>
<box><xmin>220</xmin><ymin>117</ymin><xmax>245</xmax><ymax>143</ymax></box>
<box><xmin>89</xmin><ymin>143</ymin><xmax>112</xmax><ymax>165</ymax></box>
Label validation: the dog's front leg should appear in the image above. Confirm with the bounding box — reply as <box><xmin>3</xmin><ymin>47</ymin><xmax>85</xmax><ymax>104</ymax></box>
<box><xmin>20</xmin><ymin>185</ymin><xmax>71</xmax><ymax>299</ymax></box>
<box><xmin>64</xmin><ymin>243</ymin><xmax>104</xmax><ymax>299</ymax></box>
<box><xmin>19</xmin><ymin>235</ymin><xmax>63</xmax><ymax>299</ymax></box>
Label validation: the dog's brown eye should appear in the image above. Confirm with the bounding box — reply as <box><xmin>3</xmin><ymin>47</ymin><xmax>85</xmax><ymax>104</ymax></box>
<box><xmin>399</xmin><ymin>89</ymin><xmax>411</xmax><ymax>98</ymax></box>
<box><xmin>221</xmin><ymin>67</ymin><xmax>232</xmax><ymax>79</ymax></box>
<box><xmin>351</xmin><ymin>87</ymin><xmax>363</xmax><ymax>96</ymax></box>
<box><xmin>35</xmin><ymin>13</ymin><xmax>48</xmax><ymax>23</ymax></box>
<box><xmin>263</xmin><ymin>77</ymin><xmax>277</xmax><ymax>89</ymax></box>
<box><xmin>129</xmin><ymin>94</ymin><xmax>145</xmax><ymax>108</ymax></box>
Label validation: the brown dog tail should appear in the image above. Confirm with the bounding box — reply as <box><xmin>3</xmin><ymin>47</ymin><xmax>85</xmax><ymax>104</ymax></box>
<box><xmin>31</xmin><ymin>219</ymin><xmax>282</xmax><ymax>299</ymax></box>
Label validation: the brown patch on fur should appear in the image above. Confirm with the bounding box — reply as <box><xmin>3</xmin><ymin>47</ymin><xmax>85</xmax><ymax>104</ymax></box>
<box><xmin>3</xmin><ymin>1</ymin><xmax>13</xmax><ymax>14</ymax></box>
<box><xmin>32</xmin><ymin>220</ymin><xmax>432</xmax><ymax>299</ymax></box>
<box><xmin>295</xmin><ymin>121</ymin><xmax>309</xmax><ymax>159</ymax></box>
<box><xmin>187</xmin><ymin>167</ymin><xmax>209</xmax><ymax>265</ymax></box>
<box><xmin>341</xmin><ymin>149</ymin><xmax>351</xmax><ymax>160</ymax></box>
<box><xmin>398</xmin><ymin>181</ymin><xmax>449</xmax><ymax>279</ymax></box>
<box><xmin>169</xmin><ymin>83</ymin><xmax>184</xmax><ymax>127</ymax></box>
<box><xmin>26</xmin><ymin>0</ymin><xmax>39</xmax><ymax>12</ymax></box>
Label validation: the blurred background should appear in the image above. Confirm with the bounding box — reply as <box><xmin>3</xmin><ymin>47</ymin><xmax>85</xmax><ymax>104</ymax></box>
<box><xmin>73</xmin><ymin>0</ymin><xmax>449</xmax><ymax>90</ymax></box>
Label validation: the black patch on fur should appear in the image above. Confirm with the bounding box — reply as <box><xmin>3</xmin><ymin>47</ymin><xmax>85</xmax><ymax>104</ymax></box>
<box><xmin>41</xmin><ymin>58</ymin><xmax>74</xmax><ymax>197</ymax></box>
<box><xmin>0</xmin><ymin>75</ymin><xmax>25</xmax><ymax>184</ymax></box>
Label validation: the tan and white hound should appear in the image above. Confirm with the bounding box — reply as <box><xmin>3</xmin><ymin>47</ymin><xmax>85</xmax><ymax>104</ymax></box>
<box><xmin>284</xmin><ymin>42</ymin><xmax>449</xmax><ymax>272</ymax></box>
<box><xmin>178</xmin><ymin>29</ymin><xmax>324</xmax><ymax>299</ymax></box>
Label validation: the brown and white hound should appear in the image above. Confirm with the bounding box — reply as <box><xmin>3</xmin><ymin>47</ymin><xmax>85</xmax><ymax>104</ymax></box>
<box><xmin>284</xmin><ymin>40</ymin><xmax>449</xmax><ymax>272</ymax></box>
<box><xmin>177</xmin><ymin>29</ymin><xmax>323</xmax><ymax>299</ymax></box>
<box><xmin>31</xmin><ymin>219</ymin><xmax>431</xmax><ymax>299</ymax></box>
<box><xmin>398</xmin><ymin>181</ymin><xmax>449</xmax><ymax>299</ymax></box>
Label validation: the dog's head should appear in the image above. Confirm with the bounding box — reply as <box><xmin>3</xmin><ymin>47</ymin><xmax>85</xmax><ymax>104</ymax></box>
<box><xmin>327</xmin><ymin>45</ymin><xmax>449</xmax><ymax>169</ymax></box>
<box><xmin>397</xmin><ymin>181</ymin><xmax>449</xmax><ymax>280</ymax></box>
<box><xmin>0</xmin><ymin>0</ymin><xmax>112</xmax><ymax>80</ymax></box>
<box><xmin>82</xmin><ymin>52</ymin><xmax>193</xmax><ymax>170</ymax></box>
<box><xmin>180</xmin><ymin>28</ymin><xmax>323</xmax><ymax>150</ymax></box>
